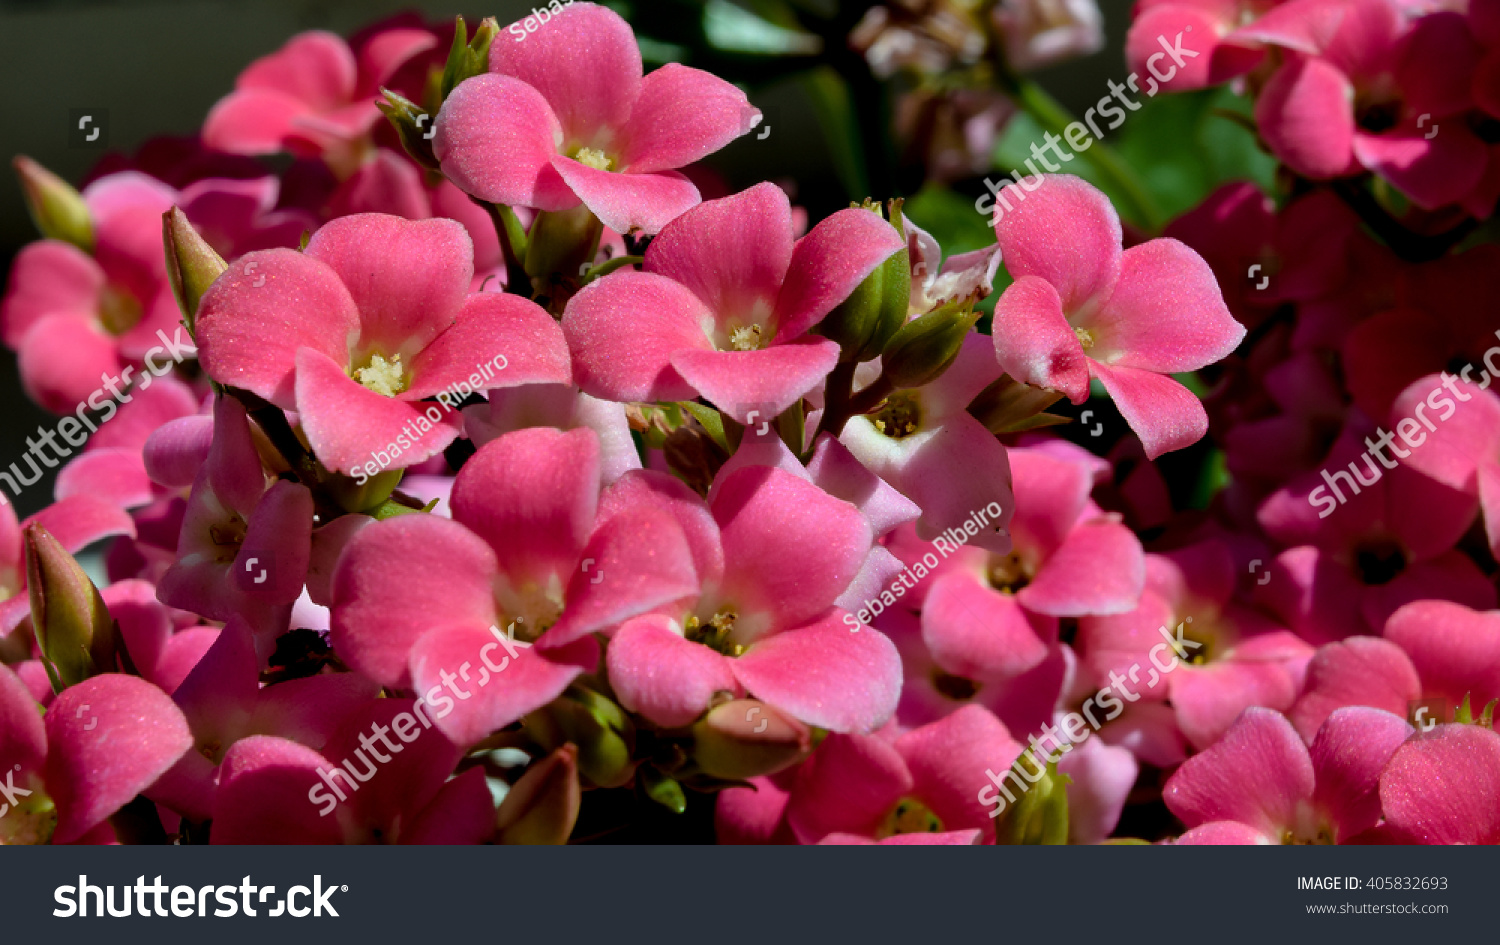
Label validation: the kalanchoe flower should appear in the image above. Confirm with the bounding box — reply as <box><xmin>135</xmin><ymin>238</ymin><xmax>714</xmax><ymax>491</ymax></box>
<box><xmin>1377</xmin><ymin>721</ymin><xmax>1500</xmax><ymax>844</ymax></box>
<box><xmin>1383</xmin><ymin>600</ymin><xmax>1500</xmax><ymax>712</ymax></box>
<box><xmin>331</xmin><ymin>427</ymin><xmax>699</xmax><ymax>746</ymax></box>
<box><xmin>195</xmin><ymin>212</ymin><xmax>571</xmax><ymax>475</ymax></box>
<box><xmin>602</xmin><ymin>462</ymin><xmax>901</xmax><ymax>734</ymax></box>
<box><xmin>1165</xmin><ymin>706</ymin><xmax>1411</xmax><ymax>844</ymax></box>
<box><xmin>462</xmin><ymin>383</ymin><xmax>640</xmax><ymax>486</ymax></box>
<box><xmin>0</xmin><ymin>664</ymin><xmax>192</xmax><ymax>845</ymax></box>
<box><xmin>990</xmin><ymin>174</ymin><xmax>1244</xmax><ymax>458</ymax></box>
<box><xmin>564</xmin><ymin>183</ymin><xmax>904</xmax><ymax>425</ymax></box>
<box><xmin>1289</xmin><ymin>636</ymin><xmax>1422</xmax><ymax>741</ymax></box>
<box><xmin>434</xmin><ymin>2</ymin><xmax>761</xmax><ymax>234</ymax></box>
<box><xmin>55</xmin><ymin>375</ymin><xmax>200</xmax><ymax>512</ymax></box>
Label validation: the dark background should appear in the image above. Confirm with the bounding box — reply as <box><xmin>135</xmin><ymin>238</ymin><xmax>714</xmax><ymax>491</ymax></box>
<box><xmin>0</xmin><ymin>0</ymin><xmax>1134</xmax><ymax>517</ymax></box>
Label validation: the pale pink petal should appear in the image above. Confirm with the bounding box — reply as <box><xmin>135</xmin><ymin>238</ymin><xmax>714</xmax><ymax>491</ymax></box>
<box><xmin>1089</xmin><ymin>360</ymin><xmax>1209</xmax><ymax>459</ymax></box>
<box><xmin>562</xmin><ymin>270</ymin><xmax>710</xmax><ymax>403</ymax></box>
<box><xmin>772</xmin><ymin>207</ymin><xmax>906</xmax><ymax>342</ymax></box>
<box><xmin>644</xmin><ymin>182</ymin><xmax>793</xmax><ymax>320</ymax></box>
<box><xmin>433</xmin><ymin>74</ymin><xmax>574</xmax><ymax>211</ymax></box>
<box><xmin>619</xmin><ymin>63</ymin><xmax>761</xmax><ymax>173</ymax></box>
<box><xmin>992</xmin><ymin>174</ymin><xmax>1122</xmax><ymax>312</ymax></box>
<box><xmin>606</xmin><ymin>615</ymin><xmax>738</xmax><ymax>728</ymax></box>
<box><xmin>733</xmin><ymin>612</ymin><xmax>902</xmax><ymax>734</ymax></box>
<box><xmin>551</xmin><ymin>158</ymin><xmax>701</xmax><ymax>235</ymax></box>
<box><xmin>671</xmin><ymin>339</ymin><xmax>842</xmax><ymax>425</ymax></box>
<box><xmin>407</xmin><ymin>292</ymin><xmax>571</xmax><ymax>399</ymax></box>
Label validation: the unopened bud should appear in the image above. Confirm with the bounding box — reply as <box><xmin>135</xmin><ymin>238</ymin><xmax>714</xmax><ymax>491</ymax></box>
<box><xmin>495</xmin><ymin>745</ymin><xmax>581</xmax><ymax>844</ymax></box>
<box><xmin>525</xmin><ymin>205</ymin><xmax>603</xmax><ymax>288</ymax></box>
<box><xmin>967</xmin><ymin>375</ymin><xmax>1067</xmax><ymax>434</ymax></box>
<box><xmin>162</xmin><ymin>207</ymin><xmax>227</xmax><ymax>332</ymax></box>
<box><xmin>996</xmin><ymin>754</ymin><xmax>1071</xmax><ymax>845</ymax></box>
<box><xmin>25</xmin><ymin>524</ymin><xmax>121</xmax><ymax>690</ymax></box>
<box><xmin>14</xmin><ymin>157</ymin><xmax>92</xmax><ymax>252</ymax></box>
<box><xmin>881</xmin><ymin>301</ymin><xmax>981</xmax><ymax>389</ymax></box>
<box><xmin>523</xmin><ymin>686</ymin><xmax>636</xmax><ymax>789</ymax></box>
<box><xmin>692</xmin><ymin>699</ymin><xmax>811</xmax><ymax>780</ymax></box>
<box><xmin>441</xmin><ymin>16</ymin><xmax>500</xmax><ymax>99</ymax></box>
<box><xmin>377</xmin><ymin>89</ymin><xmax>441</xmax><ymax>172</ymax></box>
<box><xmin>819</xmin><ymin>200</ymin><xmax>909</xmax><ymax>363</ymax></box>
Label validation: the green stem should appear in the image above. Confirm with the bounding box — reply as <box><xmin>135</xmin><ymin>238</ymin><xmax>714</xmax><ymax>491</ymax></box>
<box><xmin>1011</xmin><ymin>79</ymin><xmax>1164</xmax><ymax>232</ymax></box>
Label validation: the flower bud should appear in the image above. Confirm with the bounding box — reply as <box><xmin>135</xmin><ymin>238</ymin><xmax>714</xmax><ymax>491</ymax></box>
<box><xmin>377</xmin><ymin>89</ymin><xmax>441</xmax><ymax>172</ymax></box>
<box><xmin>881</xmin><ymin>300</ymin><xmax>982</xmax><ymax>389</ymax></box>
<box><xmin>819</xmin><ymin>200</ymin><xmax>910</xmax><ymax>363</ymax></box>
<box><xmin>13</xmin><ymin>156</ymin><xmax>92</xmax><ymax>252</ymax></box>
<box><xmin>162</xmin><ymin>207</ymin><xmax>227</xmax><ymax>331</ymax></box>
<box><xmin>326</xmin><ymin>468</ymin><xmax>404</xmax><ymax>515</ymax></box>
<box><xmin>495</xmin><ymin>745</ymin><xmax>581</xmax><ymax>844</ymax></box>
<box><xmin>441</xmin><ymin>16</ymin><xmax>500</xmax><ymax>99</ymax></box>
<box><xmin>691</xmin><ymin>699</ymin><xmax>811</xmax><ymax>780</ymax></box>
<box><xmin>24</xmin><ymin>524</ymin><xmax>120</xmax><ymax>690</ymax></box>
<box><xmin>996</xmin><ymin>756</ymin><xmax>1071</xmax><ymax>845</ymax></box>
<box><xmin>967</xmin><ymin>375</ymin><xmax>1067</xmax><ymax>434</ymax></box>
<box><xmin>524</xmin><ymin>205</ymin><xmax>604</xmax><ymax>289</ymax></box>
<box><xmin>523</xmin><ymin>686</ymin><xmax>636</xmax><ymax>789</ymax></box>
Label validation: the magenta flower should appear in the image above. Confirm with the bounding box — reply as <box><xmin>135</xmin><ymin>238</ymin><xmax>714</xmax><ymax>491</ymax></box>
<box><xmin>602</xmin><ymin>463</ymin><xmax>901</xmax><ymax>734</ymax></box>
<box><xmin>331</xmin><ymin>427</ymin><xmax>699</xmax><ymax>746</ymax></box>
<box><xmin>0</xmin><ymin>664</ymin><xmax>191</xmax><ymax>845</ymax></box>
<box><xmin>434</xmin><ymin>2</ymin><xmax>761</xmax><ymax>234</ymax></box>
<box><xmin>564</xmin><ymin>183</ymin><xmax>904</xmax><ymax>424</ymax></box>
<box><xmin>1288</xmin><ymin>636</ymin><xmax>1423</xmax><ymax>741</ymax></box>
<box><xmin>990</xmin><ymin>175</ymin><xmax>1244</xmax><ymax>458</ymax></box>
<box><xmin>203</xmin><ymin>27</ymin><xmax>438</xmax><ymax>170</ymax></box>
<box><xmin>1392</xmin><ymin>370</ymin><xmax>1500</xmax><ymax>560</ymax></box>
<box><xmin>1378</xmin><ymin>722</ymin><xmax>1500</xmax><ymax>844</ymax></box>
<box><xmin>1166</xmin><ymin>706</ymin><xmax>1411</xmax><ymax>844</ymax></box>
<box><xmin>196</xmin><ymin>212</ymin><xmax>571</xmax><ymax>475</ymax></box>
<box><xmin>1384</xmin><ymin>600</ymin><xmax>1500</xmax><ymax>711</ymax></box>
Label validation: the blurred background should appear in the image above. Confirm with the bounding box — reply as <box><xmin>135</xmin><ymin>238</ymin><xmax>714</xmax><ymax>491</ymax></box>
<box><xmin>0</xmin><ymin>0</ymin><xmax>1259</xmax><ymax>517</ymax></box>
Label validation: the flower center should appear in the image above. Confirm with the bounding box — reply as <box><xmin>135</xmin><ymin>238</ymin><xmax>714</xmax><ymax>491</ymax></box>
<box><xmin>354</xmin><ymin>353</ymin><xmax>408</xmax><ymax>397</ymax></box>
<box><xmin>877</xmin><ymin>797</ymin><xmax>944</xmax><ymax>838</ymax></box>
<box><xmin>728</xmin><ymin>324</ymin><xmax>764</xmax><ymax>352</ymax></box>
<box><xmin>207</xmin><ymin>515</ymin><xmax>248</xmax><ymax>565</ymax></box>
<box><xmin>573</xmin><ymin>148</ymin><xmax>613</xmax><ymax>172</ymax></box>
<box><xmin>1074</xmin><ymin>326</ymin><xmax>1095</xmax><ymax>350</ymax></box>
<box><xmin>685</xmin><ymin>607</ymin><xmax>745</xmax><ymax>656</ymax></box>
<box><xmin>98</xmin><ymin>284</ymin><xmax>144</xmax><ymax>336</ymax></box>
<box><xmin>1353</xmin><ymin>538</ymin><xmax>1408</xmax><ymax>586</ymax></box>
<box><xmin>987</xmin><ymin>551</ymin><xmax>1032</xmax><ymax>593</ymax></box>
<box><xmin>501</xmin><ymin>584</ymin><xmax>565</xmax><ymax>644</ymax></box>
<box><xmin>0</xmin><ymin>772</ymin><xmax>55</xmax><ymax>845</ymax></box>
<box><xmin>871</xmin><ymin>391</ymin><xmax>922</xmax><ymax>438</ymax></box>
<box><xmin>932</xmin><ymin>671</ymin><xmax>980</xmax><ymax>700</ymax></box>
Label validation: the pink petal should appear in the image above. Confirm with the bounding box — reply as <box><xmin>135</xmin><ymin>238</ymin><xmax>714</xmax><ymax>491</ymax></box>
<box><xmin>922</xmin><ymin>571</ymin><xmax>1052</xmax><ymax>679</ymax></box>
<box><xmin>1089</xmin><ymin>360</ymin><xmax>1209</xmax><ymax>459</ymax></box>
<box><xmin>551</xmin><ymin>158</ymin><xmax>701</xmax><ymax>235</ymax></box>
<box><xmin>733</xmin><ymin>611</ymin><xmax>902</xmax><ymax>734</ymax></box>
<box><xmin>1162</xmin><ymin>707</ymin><xmax>1313</xmax><ymax>838</ymax></box>
<box><xmin>304</xmin><ymin>213</ymin><xmax>473</xmax><ymax>355</ymax></box>
<box><xmin>671</xmin><ymin>338</ymin><xmax>842</xmax><ymax>425</ymax></box>
<box><xmin>211</xmin><ymin>736</ymin><xmax>344</xmax><ymax>844</ymax></box>
<box><xmin>331</xmin><ymin>514</ymin><xmax>501</xmax><ymax>687</ymax></box>
<box><xmin>715</xmin><ymin>774</ymin><xmax>794</xmax><ymax>844</ymax></box>
<box><xmin>896</xmin><ymin>704</ymin><xmax>1025</xmax><ymax>843</ymax></box>
<box><xmin>402</xmin><ymin>767</ymin><xmax>495</xmax><ymax>844</ymax></box>
<box><xmin>450</xmin><ymin>427</ymin><xmax>598</xmax><ymax>585</ymax></box>
<box><xmin>407</xmin><ymin>292</ymin><xmax>571</xmax><ymax>399</ymax></box>
<box><xmin>1171</xmin><ymin>658</ymin><xmax>1303</xmax><ymax>750</ymax></box>
<box><xmin>619</xmin><ymin>63</ymin><xmax>761</xmax><ymax>173</ymax></box>
<box><xmin>991</xmin><ymin>275</ymin><xmax>1091</xmax><ymax>402</ymax></box>
<box><xmin>1254</xmin><ymin>55</ymin><xmax>1356</xmax><ymax>179</ymax></box>
<box><xmin>143</xmin><ymin>416</ymin><xmax>215</xmax><ymax>490</ymax></box>
<box><xmin>0</xmin><ymin>661</ymin><xmax>46</xmax><ymax>779</ymax></box>
<box><xmin>1020</xmin><ymin>520</ymin><xmax>1145</xmax><ymax>616</ymax></box>
<box><xmin>236</xmin><ymin>31</ymin><xmax>356</xmax><ymax>111</ymax></box>
<box><xmin>1380</xmin><ymin>724</ymin><xmax>1500</xmax><ymax>844</ymax></box>
<box><xmin>1309</xmin><ymin>706</ymin><xmax>1412</xmax><ymax>840</ymax></box>
<box><xmin>433</xmin><ymin>74</ymin><xmax>574</xmax><ymax>211</ymax></box>
<box><xmin>488</xmin><ymin>1</ymin><xmax>643</xmax><ymax>143</ymax></box>
<box><xmin>606</xmin><ymin>615</ymin><xmax>738</xmax><ymax>728</ymax></box>
<box><xmin>1175</xmin><ymin>821</ymin><xmax>1274</xmax><ymax>844</ymax></box>
<box><xmin>1289</xmin><ymin>636</ymin><xmax>1422</xmax><ymax>742</ymax></box>
<box><xmin>992</xmin><ymin>174</ymin><xmax>1122</xmax><ymax>313</ymax></box>
<box><xmin>1353</xmin><ymin>126</ymin><xmax>1488</xmax><ymax>210</ymax></box>
<box><xmin>16</xmin><ymin>314</ymin><xmax>124</xmax><ymax>415</ymax></box>
<box><xmin>785</xmin><ymin>732</ymin><xmax>912</xmax><ymax>842</ymax></box>
<box><xmin>1384</xmin><ymin>599</ymin><xmax>1500</xmax><ymax>709</ymax></box>
<box><xmin>197</xmin><ymin>248</ymin><xmax>360</xmax><ymax>407</ymax></box>
<box><xmin>562</xmin><ymin>270</ymin><xmax>710</xmax><ymax>403</ymax></box>
<box><xmin>46</xmin><ymin>675</ymin><xmax>192</xmax><ymax>844</ymax></box>
<box><xmin>55</xmin><ymin>449</ymin><xmax>155</xmax><ymax>510</ymax></box>
<box><xmin>203</xmin><ymin>89</ymin><xmax>314</xmax><ymax>155</ymax></box>
<box><xmin>1</xmin><ymin>240</ymin><xmax>101</xmax><ymax>349</ymax></box>
<box><xmin>773</xmin><ymin>206</ymin><xmax>906</xmax><ymax>342</ymax></box>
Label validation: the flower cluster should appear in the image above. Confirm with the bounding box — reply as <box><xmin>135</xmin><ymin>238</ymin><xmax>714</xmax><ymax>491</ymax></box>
<box><xmin>1</xmin><ymin>0</ymin><xmax>1495</xmax><ymax>846</ymax></box>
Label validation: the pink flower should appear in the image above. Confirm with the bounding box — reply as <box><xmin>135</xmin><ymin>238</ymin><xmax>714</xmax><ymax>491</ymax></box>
<box><xmin>433</xmin><ymin>2</ymin><xmax>761</xmax><ymax>234</ymax></box>
<box><xmin>563</xmin><ymin>183</ymin><xmax>903</xmax><ymax>425</ymax></box>
<box><xmin>892</xmin><ymin>444</ymin><xmax>1145</xmax><ymax>683</ymax></box>
<box><xmin>990</xmin><ymin>174</ymin><xmax>1244</xmax><ymax>459</ymax></box>
<box><xmin>1165</xmin><ymin>706</ymin><xmax>1411</xmax><ymax>844</ymax></box>
<box><xmin>1378</xmin><ymin>722</ymin><xmax>1500</xmax><ymax>844</ymax></box>
<box><xmin>1289</xmin><ymin>636</ymin><xmax>1422</xmax><ymax>741</ymax></box>
<box><xmin>204</xmin><ymin>27</ymin><xmax>439</xmax><ymax>171</ymax></box>
<box><xmin>331</xmin><ymin>427</ymin><xmax>699</xmax><ymax>746</ymax></box>
<box><xmin>55</xmin><ymin>375</ymin><xmax>201</xmax><ymax>512</ymax></box>
<box><xmin>196</xmin><ymin>212</ymin><xmax>571</xmax><ymax>475</ymax></box>
<box><xmin>1125</xmin><ymin>0</ymin><xmax>1270</xmax><ymax>91</ymax></box>
<box><xmin>1384</xmin><ymin>600</ymin><xmax>1500</xmax><ymax>712</ymax></box>
<box><xmin>462</xmin><ymin>383</ymin><xmax>639</xmax><ymax>486</ymax></box>
<box><xmin>603</xmin><ymin>462</ymin><xmax>901</xmax><ymax>734</ymax></box>
<box><xmin>0</xmin><ymin>664</ymin><xmax>191</xmax><ymax>844</ymax></box>
<box><xmin>209</xmin><ymin>699</ymin><xmax>495</xmax><ymax>844</ymax></box>
<box><xmin>782</xmin><ymin>705</ymin><xmax>1024</xmax><ymax>844</ymax></box>
<box><xmin>1246</xmin><ymin>0</ymin><xmax>1488</xmax><ymax>207</ymax></box>
<box><xmin>1079</xmin><ymin>539</ymin><xmax>1313</xmax><ymax>749</ymax></box>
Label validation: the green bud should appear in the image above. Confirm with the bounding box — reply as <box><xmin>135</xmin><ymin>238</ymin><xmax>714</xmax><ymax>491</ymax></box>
<box><xmin>639</xmin><ymin>765</ymin><xmax>688</xmax><ymax>814</ymax></box>
<box><xmin>995</xmin><ymin>754</ymin><xmax>1071</xmax><ymax>845</ymax></box>
<box><xmin>162</xmin><ymin>207</ymin><xmax>227</xmax><ymax>332</ymax></box>
<box><xmin>881</xmin><ymin>300</ymin><xmax>982</xmax><ymax>390</ymax></box>
<box><xmin>523</xmin><ymin>686</ymin><xmax>636</xmax><ymax>789</ymax></box>
<box><xmin>691</xmin><ymin>699</ymin><xmax>811</xmax><ymax>780</ymax></box>
<box><xmin>967</xmin><ymin>375</ymin><xmax>1068</xmax><ymax>434</ymax></box>
<box><xmin>524</xmin><ymin>204</ymin><xmax>603</xmax><ymax>288</ymax></box>
<box><xmin>377</xmin><ymin>89</ymin><xmax>441</xmax><ymax>172</ymax></box>
<box><xmin>819</xmin><ymin>199</ymin><xmax>909</xmax><ymax>363</ymax></box>
<box><xmin>326</xmin><ymin>468</ymin><xmax>404</xmax><ymax>515</ymax></box>
<box><xmin>495</xmin><ymin>745</ymin><xmax>581</xmax><ymax>844</ymax></box>
<box><xmin>441</xmin><ymin>16</ymin><xmax>500</xmax><ymax>100</ymax></box>
<box><xmin>25</xmin><ymin>524</ymin><xmax>121</xmax><ymax>690</ymax></box>
<box><xmin>14</xmin><ymin>156</ymin><xmax>93</xmax><ymax>252</ymax></box>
